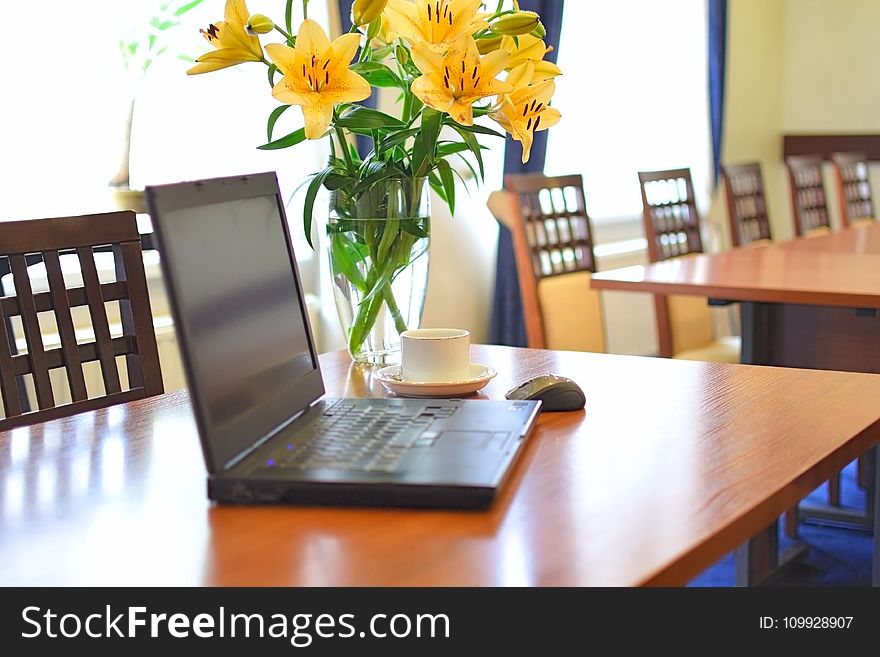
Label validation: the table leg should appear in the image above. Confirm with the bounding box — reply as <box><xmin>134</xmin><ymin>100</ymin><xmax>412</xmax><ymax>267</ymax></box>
<box><xmin>874</xmin><ymin>445</ymin><xmax>880</xmax><ymax>587</ymax></box>
<box><xmin>741</xmin><ymin>301</ymin><xmax>879</xmax><ymax>530</ymax></box>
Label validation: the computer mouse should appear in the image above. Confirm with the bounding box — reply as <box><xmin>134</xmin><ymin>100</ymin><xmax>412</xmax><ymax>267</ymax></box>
<box><xmin>504</xmin><ymin>375</ymin><xmax>586</xmax><ymax>411</ymax></box>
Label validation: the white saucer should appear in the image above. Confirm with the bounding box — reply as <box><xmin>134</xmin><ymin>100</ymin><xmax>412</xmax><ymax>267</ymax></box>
<box><xmin>375</xmin><ymin>364</ymin><xmax>497</xmax><ymax>398</ymax></box>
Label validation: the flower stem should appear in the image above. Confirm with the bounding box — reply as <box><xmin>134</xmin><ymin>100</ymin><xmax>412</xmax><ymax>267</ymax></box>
<box><xmin>335</xmin><ymin>125</ymin><xmax>355</xmax><ymax>175</ymax></box>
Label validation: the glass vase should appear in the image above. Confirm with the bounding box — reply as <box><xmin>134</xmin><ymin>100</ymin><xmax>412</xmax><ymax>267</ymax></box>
<box><xmin>326</xmin><ymin>177</ymin><xmax>430</xmax><ymax>364</ymax></box>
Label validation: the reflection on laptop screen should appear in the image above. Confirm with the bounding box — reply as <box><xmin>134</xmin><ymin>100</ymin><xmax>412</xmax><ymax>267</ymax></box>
<box><xmin>159</xmin><ymin>192</ymin><xmax>316</xmax><ymax>465</ymax></box>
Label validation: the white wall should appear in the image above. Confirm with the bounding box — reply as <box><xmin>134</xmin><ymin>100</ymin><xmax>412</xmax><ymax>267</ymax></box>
<box><xmin>713</xmin><ymin>0</ymin><xmax>880</xmax><ymax>244</ymax></box>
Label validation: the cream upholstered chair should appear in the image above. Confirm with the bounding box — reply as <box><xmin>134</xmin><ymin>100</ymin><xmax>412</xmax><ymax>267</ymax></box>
<box><xmin>785</xmin><ymin>155</ymin><xmax>832</xmax><ymax>237</ymax></box>
<box><xmin>830</xmin><ymin>151</ymin><xmax>875</xmax><ymax>227</ymax></box>
<box><xmin>637</xmin><ymin>168</ymin><xmax>739</xmax><ymax>363</ymax></box>
<box><xmin>488</xmin><ymin>173</ymin><xmax>605</xmax><ymax>352</ymax></box>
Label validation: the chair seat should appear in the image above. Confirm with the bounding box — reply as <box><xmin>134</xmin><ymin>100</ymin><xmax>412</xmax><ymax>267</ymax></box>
<box><xmin>673</xmin><ymin>335</ymin><xmax>741</xmax><ymax>363</ymax></box>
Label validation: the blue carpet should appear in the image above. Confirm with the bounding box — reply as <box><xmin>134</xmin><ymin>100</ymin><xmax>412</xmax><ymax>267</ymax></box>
<box><xmin>689</xmin><ymin>460</ymin><xmax>873</xmax><ymax>586</ymax></box>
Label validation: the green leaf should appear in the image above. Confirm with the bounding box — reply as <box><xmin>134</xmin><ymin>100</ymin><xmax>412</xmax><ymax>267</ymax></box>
<box><xmin>257</xmin><ymin>127</ymin><xmax>307</xmax><ymax>150</ymax></box>
<box><xmin>303</xmin><ymin>167</ymin><xmax>334</xmax><ymax>249</ymax></box>
<box><xmin>266</xmin><ymin>105</ymin><xmax>291</xmax><ymax>141</ymax></box>
<box><xmin>378</xmin><ymin>127</ymin><xmax>420</xmax><ymax>152</ymax></box>
<box><xmin>173</xmin><ymin>0</ymin><xmax>205</xmax><ymax>17</ymax></box>
<box><xmin>150</xmin><ymin>18</ymin><xmax>175</xmax><ymax>31</ymax></box>
<box><xmin>448</xmin><ymin>120</ymin><xmax>505</xmax><ymax>139</ymax></box>
<box><xmin>350</xmin><ymin>62</ymin><xmax>403</xmax><ymax>88</ymax></box>
<box><xmin>335</xmin><ymin>107</ymin><xmax>406</xmax><ymax>130</ymax></box>
<box><xmin>451</xmin><ymin>123</ymin><xmax>485</xmax><ymax>180</ymax></box>
<box><xmin>436</xmin><ymin>159</ymin><xmax>456</xmax><ymax>216</ymax></box>
<box><xmin>324</xmin><ymin>172</ymin><xmax>355</xmax><ymax>191</ymax></box>
<box><xmin>351</xmin><ymin>164</ymin><xmax>404</xmax><ymax>198</ymax></box>
<box><xmin>436</xmin><ymin>143</ymin><xmax>473</xmax><ymax>157</ymax></box>
<box><xmin>285</xmin><ymin>0</ymin><xmax>294</xmax><ymax>34</ymax></box>
<box><xmin>412</xmin><ymin>108</ymin><xmax>443</xmax><ymax>177</ymax></box>
<box><xmin>330</xmin><ymin>234</ymin><xmax>367</xmax><ymax>290</ymax></box>
<box><xmin>267</xmin><ymin>63</ymin><xmax>278</xmax><ymax>87</ymax></box>
<box><xmin>454</xmin><ymin>152</ymin><xmax>479</xmax><ymax>182</ymax></box>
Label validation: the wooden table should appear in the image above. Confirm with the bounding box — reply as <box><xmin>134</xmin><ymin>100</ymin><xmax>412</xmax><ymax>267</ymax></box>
<box><xmin>591</xmin><ymin>223</ymin><xmax>880</xmax><ymax>582</ymax></box>
<box><xmin>2</xmin><ymin>346</ymin><xmax>880</xmax><ymax>587</ymax></box>
<box><xmin>590</xmin><ymin>222</ymin><xmax>880</xmax><ymax>373</ymax></box>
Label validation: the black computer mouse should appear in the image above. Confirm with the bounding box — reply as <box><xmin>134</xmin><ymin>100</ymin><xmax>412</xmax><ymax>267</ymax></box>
<box><xmin>504</xmin><ymin>375</ymin><xmax>586</xmax><ymax>411</ymax></box>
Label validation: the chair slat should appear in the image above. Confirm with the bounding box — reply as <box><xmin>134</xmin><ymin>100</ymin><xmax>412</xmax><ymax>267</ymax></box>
<box><xmin>0</xmin><ymin>282</ymin><xmax>129</xmax><ymax>317</ymax></box>
<box><xmin>42</xmin><ymin>250</ymin><xmax>88</xmax><ymax>401</ymax></box>
<box><xmin>0</xmin><ymin>303</ymin><xmax>22</xmax><ymax>417</ymax></box>
<box><xmin>114</xmin><ymin>242</ymin><xmax>163</xmax><ymax>395</ymax></box>
<box><xmin>76</xmin><ymin>247</ymin><xmax>121</xmax><ymax>394</ymax></box>
<box><xmin>10</xmin><ymin>337</ymin><xmax>137</xmax><ymax>376</ymax></box>
<box><xmin>0</xmin><ymin>388</ymin><xmax>145</xmax><ymax>432</ymax></box>
<box><xmin>9</xmin><ymin>255</ymin><xmax>54</xmax><ymax>409</ymax></box>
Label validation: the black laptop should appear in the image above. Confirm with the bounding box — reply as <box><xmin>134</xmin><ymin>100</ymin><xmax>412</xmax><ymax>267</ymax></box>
<box><xmin>145</xmin><ymin>172</ymin><xmax>541</xmax><ymax>508</ymax></box>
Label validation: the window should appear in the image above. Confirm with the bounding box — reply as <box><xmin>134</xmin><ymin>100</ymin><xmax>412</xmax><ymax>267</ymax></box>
<box><xmin>0</xmin><ymin>0</ymin><xmax>328</xmax><ymax>252</ymax></box>
<box><xmin>543</xmin><ymin>0</ymin><xmax>711</xmax><ymax>222</ymax></box>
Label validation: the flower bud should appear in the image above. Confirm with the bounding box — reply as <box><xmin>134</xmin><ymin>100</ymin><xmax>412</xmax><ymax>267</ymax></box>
<box><xmin>395</xmin><ymin>44</ymin><xmax>409</xmax><ymax>66</ymax></box>
<box><xmin>530</xmin><ymin>21</ymin><xmax>546</xmax><ymax>39</ymax></box>
<box><xmin>476</xmin><ymin>35</ymin><xmax>503</xmax><ymax>55</ymax></box>
<box><xmin>246</xmin><ymin>14</ymin><xmax>274</xmax><ymax>35</ymax></box>
<box><xmin>491</xmin><ymin>11</ymin><xmax>540</xmax><ymax>36</ymax></box>
<box><xmin>353</xmin><ymin>0</ymin><xmax>389</xmax><ymax>26</ymax></box>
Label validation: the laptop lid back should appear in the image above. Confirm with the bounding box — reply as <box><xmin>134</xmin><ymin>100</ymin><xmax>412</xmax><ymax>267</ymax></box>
<box><xmin>146</xmin><ymin>172</ymin><xmax>324</xmax><ymax>473</ymax></box>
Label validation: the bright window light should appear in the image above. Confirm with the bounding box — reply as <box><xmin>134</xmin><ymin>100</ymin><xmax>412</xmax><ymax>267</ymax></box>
<box><xmin>544</xmin><ymin>0</ymin><xmax>711</xmax><ymax>222</ymax></box>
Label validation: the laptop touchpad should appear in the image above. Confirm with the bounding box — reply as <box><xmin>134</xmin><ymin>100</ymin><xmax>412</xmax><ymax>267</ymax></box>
<box><xmin>434</xmin><ymin>431</ymin><xmax>494</xmax><ymax>449</ymax></box>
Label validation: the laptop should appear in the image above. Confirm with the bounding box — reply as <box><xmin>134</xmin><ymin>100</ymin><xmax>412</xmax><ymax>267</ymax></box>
<box><xmin>145</xmin><ymin>172</ymin><xmax>541</xmax><ymax>509</ymax></box>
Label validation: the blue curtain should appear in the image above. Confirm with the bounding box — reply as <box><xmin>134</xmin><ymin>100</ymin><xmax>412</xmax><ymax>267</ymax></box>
<box><xmin>336</xmin><ymin>0</ymin><xmax>378</xmax><ymax>157</ymax></box>
<box><xmin>708</xmin><ymin>0</ymin><xmax>728</xmax><ymax>183</ymax></box>
<box><xmin>489</xmin><ymin>0</ymin><xmax>565</xmax><ymax>346</ymax></box>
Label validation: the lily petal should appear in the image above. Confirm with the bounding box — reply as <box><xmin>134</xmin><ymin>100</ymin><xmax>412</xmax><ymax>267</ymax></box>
<box><xmin>302</xmin><ymin>103</ymin><xmax>334</xmax><ymax>140</ymax></box>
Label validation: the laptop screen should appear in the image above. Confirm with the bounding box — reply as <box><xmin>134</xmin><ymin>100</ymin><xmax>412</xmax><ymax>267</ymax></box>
<box><xmin>147</xmin><ymin>173</ymin><xmax>325</xmax><ymax>471</ymax></box>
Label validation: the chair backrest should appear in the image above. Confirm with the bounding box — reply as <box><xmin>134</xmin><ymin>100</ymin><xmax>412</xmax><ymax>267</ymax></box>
<box><xmin>501</xmin><ymin>173</ymin><xmax>604</xmax><ymax>351</ymax></box>
<box><xmin>720</xmin><ymin>162</ymin><xmax>773</xmax><ymax>247</ymax></box>
<box><xmin>637</xmin><ymin>168</ymin><xmax>703</xmax><ymax>263</ymax></box>
<box><xmin>637</xmin><ymin>168</ymin><xmax>712</xmax><ymax>358</ymax></box>
<box><xmin>785</xmin><ymin>155</ymin><xmax>831</xmax><ymax>236</ymax></box>
<box><xmin>0</xmin><ymin>211</ymin><xmax>163</xmax><ymax>430</ymax></box>
<box><xmin>830</xmin><ymin>151</ymin><xmax>875</xmax><ymax>227</ymax></box>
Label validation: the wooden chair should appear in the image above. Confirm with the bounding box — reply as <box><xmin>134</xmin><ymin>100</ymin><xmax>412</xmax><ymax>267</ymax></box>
<box><xmin>489</xmin><ymin>173</ymin><xmax>605</xmax><ymax>352</ymax></box>
<box><xmin>0</xmin><ymin>211</ymin><xmax>163</xmax><ymax>430</ymax></box>
<box><xmin>720</xmin><ymin>162</ymin><xmax>773</xmax><ymax>247</ymax></box>
<box><xmin>830</xmin><ymin>151</ymin><xmax>875</xmax><ymax>227</ymax></box>
<box><xmin>785</xmin><ymin>155</ymin><xmax>832</xmax><ymax>236</ymax></box>
<box><xmin>638</xmin><ymin>168</ymin><xmax>739</xmax><ymax>362</ymax></box>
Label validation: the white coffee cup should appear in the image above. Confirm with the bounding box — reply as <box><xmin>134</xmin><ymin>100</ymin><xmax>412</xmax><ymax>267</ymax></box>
<box><xmin>400</xmin><ymin>328</ymin><xmax>471</xmax><ymax>382</ymax></box>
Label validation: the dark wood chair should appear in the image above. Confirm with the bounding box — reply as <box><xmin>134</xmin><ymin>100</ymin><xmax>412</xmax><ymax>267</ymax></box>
<box><xmin>0</xmin><ymin>211</ymin><xmax>163</xmax><ymax>430</ymax></box>
<box><xmin>785</xmin><ymin>155</ymin><xmax>831</xmax><ymax>236</ymax></box>
<box><xmin>830</xmin><ymin>151</ymin><xmax>875</xmax><ymax>227</ymax></box>
<box><xmin>720</xmin><ymin>162</ymin><xmax>773</xmax><ymax>247</ymax></box>
<box><xmin>489</xmin><ymin>173</ymin><xmax>604</xmax><ymax>352</ymax></box>
<box><xmin>637</xmin><ymin>168</ymin><xmax>739</xmax><ymax>362</ymax></box>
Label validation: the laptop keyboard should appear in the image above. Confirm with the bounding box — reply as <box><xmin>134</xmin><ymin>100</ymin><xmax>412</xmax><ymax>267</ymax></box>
<box><xmin>260</xmin><ymin>402</ymin><xmax>457</xmax><ymax>474</ymax></box>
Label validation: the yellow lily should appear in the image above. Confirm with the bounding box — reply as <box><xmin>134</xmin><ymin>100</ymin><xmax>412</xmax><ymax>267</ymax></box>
<box><xmin>265</xmin><ymin>20</ymin><xmax>371</xmax><ymax>140</ymax></box>
<box><xmin>384</xmin><ymin>0</ymin><xmax>489</xmax><ymax>53</ymax></box>
<box><xmin>490</xmin><ymin>62</ymin><xmax>560</xmax><ymax>163</ymax></box>
<box><xmin>410</xmin><ymin>35</ymin><xmax>511</xmax><ymax>125</ymax></box>
<box><xmin>187</xmin><ymin>0</ymin><xmax>264</xmax><ymax>75</ymax></box>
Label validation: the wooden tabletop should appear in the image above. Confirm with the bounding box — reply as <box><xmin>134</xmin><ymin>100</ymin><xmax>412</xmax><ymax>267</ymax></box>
<box><xmin>3</xmin><ymin>345</ymin><xmax>880</xmax><ymax>586</ymax></box>
<box><xmin>590</xmin><ymin>222</ymin><xmax>880</xmax><ymax>307</ymax></box>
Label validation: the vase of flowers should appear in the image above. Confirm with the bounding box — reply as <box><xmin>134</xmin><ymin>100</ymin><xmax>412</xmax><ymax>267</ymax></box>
<box><xmin>327</xmin><ymin>176</ymin><xmax>430</xmax><ymax>362</ymax></box>
<box><xmin>187</xmin><ymin>0</ymin><xmax>561</xmax><ymax>362</ymax></box>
